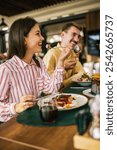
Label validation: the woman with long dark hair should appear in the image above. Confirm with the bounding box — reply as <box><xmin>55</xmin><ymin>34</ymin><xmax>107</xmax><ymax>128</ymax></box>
<box><xmin>0</xmin><ymin>17</ymin><xmax>70</xmax><ymax>122</ymax></box>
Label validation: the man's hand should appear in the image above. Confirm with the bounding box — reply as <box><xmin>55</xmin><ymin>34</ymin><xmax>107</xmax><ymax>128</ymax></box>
<box><xmin>64</xmin><ymin>58</ymin><xmax>77</xmax><ymax>70</ymax></box>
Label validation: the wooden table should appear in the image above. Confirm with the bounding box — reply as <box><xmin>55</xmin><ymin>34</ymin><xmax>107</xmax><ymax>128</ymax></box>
<box><xmin>0</xmin><ymin>138</ymin><xmax>40</xmax><ymax>150</ymax></box>
<box><xmin>0</xmin><ymin>86</ymin><xmax>97</xmax><ymax>150</ymax></box>
<box><xmin>0</xmin><ymin>117</ymin><xmax>77</xmax><ymax>150</ymax></box>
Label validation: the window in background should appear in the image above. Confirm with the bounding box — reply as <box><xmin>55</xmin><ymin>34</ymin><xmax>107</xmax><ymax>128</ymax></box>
<box><xmin>87</xmin><ymin>30</ymin><xmax>100</xmax><ymax>56</ymax></box>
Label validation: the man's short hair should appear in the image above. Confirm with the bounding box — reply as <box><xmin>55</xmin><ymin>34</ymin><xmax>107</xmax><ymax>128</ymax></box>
<box><xmin>62</xmin><ymin>22</ymin><xmax>81</xmax><ymax>32</ymax></box>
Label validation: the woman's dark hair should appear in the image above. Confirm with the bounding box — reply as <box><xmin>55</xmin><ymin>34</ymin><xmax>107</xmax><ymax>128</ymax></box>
<box><xmin>7</xmin><ymin>17</ymin><xmax>40</xmax><ymax>67</ymax></box>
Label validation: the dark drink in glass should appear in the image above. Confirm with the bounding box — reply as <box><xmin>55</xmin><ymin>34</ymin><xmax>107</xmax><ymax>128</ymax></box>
<box><xmin>40</xmin><ymin>105</ymin><xmax>58</xmax><ymax>123</ymax></box>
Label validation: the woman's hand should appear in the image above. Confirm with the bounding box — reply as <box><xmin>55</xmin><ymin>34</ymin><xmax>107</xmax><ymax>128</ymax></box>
<box><xmin>15</xmin><ymin>95</ymin><xmax>36</xmax><ymax>113</ymax></box>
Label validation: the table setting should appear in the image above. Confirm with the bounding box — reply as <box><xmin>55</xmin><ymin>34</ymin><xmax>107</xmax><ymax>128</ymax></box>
<box><xmin>0</xmin><ymin>71</ymin><xmax>100</xmax><ymax>150</ymax></box>
<box><xmin>0</xmin><ymin>84</ymin><xmax>99</xmax><ymax>150</ymax></box>
<box><xmin>71</xmin><ymin>72</ymin><xmax>100</xmax><ymax>97</ymax></box>
<box><xmin>16</xmin><ymin>93</ymin><xmax>89</xmax><ymax>127</ymax></box>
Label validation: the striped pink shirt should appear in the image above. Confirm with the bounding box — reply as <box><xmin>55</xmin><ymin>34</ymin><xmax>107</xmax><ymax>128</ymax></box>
<box><xmin>0</xmin><ymin>55</ymin><xmax>64</xmax><ymax>122</ymax></box>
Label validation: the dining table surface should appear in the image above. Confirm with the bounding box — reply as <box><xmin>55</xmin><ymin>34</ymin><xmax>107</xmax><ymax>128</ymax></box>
<box><xmin>0</xmin><ymin>117</ymin><xmax>77</xmax><ymax>150</ymax></box>
<box><xmin>0</xmin><ymin>84</ymin><xmax>91</xmax><ymax>150</ymax></box>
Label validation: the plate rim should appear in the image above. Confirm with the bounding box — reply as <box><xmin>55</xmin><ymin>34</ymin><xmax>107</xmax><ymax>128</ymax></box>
<box><xmin>73</xmin><ymin>80</ymin><xmax>91</xmax><ymax>83</ymax></box>
<box><xmin>82</xmin><ymin>88</ymin><xmax>95</xmax><ymax>98</ymax></box>
<box><xmin>72</xmin><ymin>80</ymin><xmax>91</xmax><ymax>87</ymax></box>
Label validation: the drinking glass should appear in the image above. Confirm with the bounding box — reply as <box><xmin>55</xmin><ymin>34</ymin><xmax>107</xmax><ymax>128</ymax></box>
<box><xmin>38</xmin><ymin>97</ymin><xmax>58</xmax><ymax>123</ymax></box>
<box><xmin>73</xmin><ymin>44</ymin><xmax>81</xmax><ymax>53</ymax></box>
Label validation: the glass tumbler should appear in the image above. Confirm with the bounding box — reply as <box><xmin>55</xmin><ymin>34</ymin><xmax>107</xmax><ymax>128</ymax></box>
<box><xmin>38</xmin><ymin>97</ymin><xmax>58</xmax><ymax>123</ymax></box>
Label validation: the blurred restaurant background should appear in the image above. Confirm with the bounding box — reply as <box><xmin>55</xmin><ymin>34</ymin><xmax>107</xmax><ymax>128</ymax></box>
<box><xmin>0</xmin><ymin>1</ymin><xmax>100</xmax><ymax>150</ymax></box>
<box><xmin>0</xmin><ymin>0</ymin><xmax>100</xmax><ymax>68</ymax></box>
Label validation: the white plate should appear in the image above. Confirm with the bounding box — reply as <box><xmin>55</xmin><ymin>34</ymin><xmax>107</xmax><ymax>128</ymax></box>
<box><xmin>53</xmin><ymin>93</ymin><xmax>88</xmax><ymax>111</ymax></box>
<box><xmin>82</xmin><ymin>89</ymin><xmax>95</xmax><ymax>98</ymax></box>
<box><xmin>72</xmin><ymin>79</ymin><xmax>91</xmax><ymax>87</ymax></box>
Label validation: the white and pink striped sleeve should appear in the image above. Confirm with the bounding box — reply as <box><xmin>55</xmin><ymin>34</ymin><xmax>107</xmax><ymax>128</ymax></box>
<box><xmin>38</xmin><ymin>59</ymin><xmax>64</xmax><ymax>94</ymax></box>
<box><xmin>0</xmin><ymin>65</ymin><xmax>16</xmax><ymax>122</ymax></box>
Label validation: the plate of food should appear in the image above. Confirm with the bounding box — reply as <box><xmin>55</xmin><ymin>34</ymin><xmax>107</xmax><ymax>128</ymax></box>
<box><xmin>51</xmin><ymin>93</ymin><xmax>88</xmax><ymax>110</ymax></box>
<box><xmin>72</xmin><ymin>73</ymin><xmax>91</xmax><ymax>87</ymax></box>
<box><xmin>37</xmin><ymin>93</ymin><xmax>88</xmax><ymax>111</ymax></box>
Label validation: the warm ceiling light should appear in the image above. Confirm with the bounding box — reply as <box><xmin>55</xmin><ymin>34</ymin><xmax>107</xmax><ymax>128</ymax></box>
<box><xmin>0</xmin><ymin>18</ymin><xmax>8</xmax><ymax>31</ymax></box>
<box><xmin>80</xmin><ymin>30</ymin><xmax>84</xmax><ymax>37</ymax></box>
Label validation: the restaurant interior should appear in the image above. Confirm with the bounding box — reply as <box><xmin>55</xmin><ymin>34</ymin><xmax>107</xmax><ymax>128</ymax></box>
<box><xmin>0</xmin><ymin>0</ymin><xmax>100</xmax><ymax>150</ymax></box>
